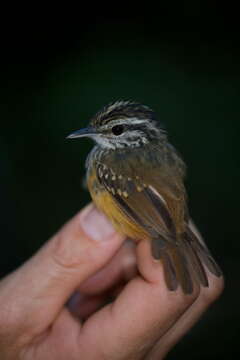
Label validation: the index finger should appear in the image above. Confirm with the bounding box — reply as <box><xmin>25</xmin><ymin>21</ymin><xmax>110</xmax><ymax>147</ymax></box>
<box><xmin>77</xmin><ymin>239</ymin><xmax>200</xmax><ymax>359</ymax></box>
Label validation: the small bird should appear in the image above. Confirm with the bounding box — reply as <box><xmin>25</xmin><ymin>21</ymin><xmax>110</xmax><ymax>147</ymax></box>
<box><xmin>67</xmin><ymin>100</ymin><xmax>222</xmax><ymax>294</ymax></box>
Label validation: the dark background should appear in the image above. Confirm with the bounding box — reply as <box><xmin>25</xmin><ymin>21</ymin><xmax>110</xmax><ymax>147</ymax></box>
<box><xmin>0</xmin><ymin>3</ymin><xmax>239</xmax><ymax>359</ymax></box>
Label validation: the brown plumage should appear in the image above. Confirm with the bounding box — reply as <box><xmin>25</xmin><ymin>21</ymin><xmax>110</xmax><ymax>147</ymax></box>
<box><xmin>68</xmin><ymin>100</ymin><xmax>222</xmax><ymax>294</ymax></box>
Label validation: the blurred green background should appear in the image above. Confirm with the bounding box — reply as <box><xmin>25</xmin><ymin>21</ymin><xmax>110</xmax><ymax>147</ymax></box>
<box><xmin>0</xmin><ymin>4</ymin><xmax>239</xmax><ymax>359</ymax></box>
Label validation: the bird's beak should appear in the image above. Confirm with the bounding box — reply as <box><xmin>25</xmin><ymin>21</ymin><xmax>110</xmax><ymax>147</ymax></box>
<box><xmin>66</xmin><ymin>126</ymin><xmax>96</xmax><ymax>139</ymax></box>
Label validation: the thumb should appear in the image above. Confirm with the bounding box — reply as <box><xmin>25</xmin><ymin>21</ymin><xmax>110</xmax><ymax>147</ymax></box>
<box><xmin>0</xmin><ymin>204</ymin><xmax>124</xmax><ymax>335</ymax></box>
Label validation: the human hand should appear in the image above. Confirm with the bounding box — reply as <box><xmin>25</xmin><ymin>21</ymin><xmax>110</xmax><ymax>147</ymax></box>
<box><xmin>0</xmin><ymin>204</ymin><xmax>224</xmax><ymax>359</ymax></box>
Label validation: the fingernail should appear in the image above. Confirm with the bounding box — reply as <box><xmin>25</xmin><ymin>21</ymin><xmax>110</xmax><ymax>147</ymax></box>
<box><xmin>80</xmin><ymin>205</ymin><xmax>116</xmax><ymax>241</ymax></box>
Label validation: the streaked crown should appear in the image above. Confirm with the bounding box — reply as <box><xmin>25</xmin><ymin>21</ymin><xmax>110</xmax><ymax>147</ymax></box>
<box><xmin>90</xmin><ymin>100</ymin><xmax>157</xmax><ymax>127</ymax></box>
<box><xmin>68</xmin><ymin>100</ymin><xmax>166</xmax><ymax>150</ymax></box>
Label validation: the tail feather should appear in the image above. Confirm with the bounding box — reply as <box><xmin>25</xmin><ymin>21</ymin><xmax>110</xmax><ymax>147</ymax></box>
<box><xmin>161</xmin><ymin>251</ymin><xmax>178</xmax><ymax>291</ymax></box>
<box><xmin>151</xmin><ymin>238</ymin><xmax>193</xmax><ymax>294</ymax></box>
<box><xmin>151</xmin><ymin>223</ymin><xmax>222</xmax><ymax>294</ymax></box>
<box><xmin>181</xmin><ymin>234</ymin><xmax>209</xmax><ymax>287</ymax></box>
<box><xmin>186</xmin><ymin>227</ymin><xmax>222</xmax><ymax>277</ymax></box>
<box><xmin>168</xmin><ymin>243</ymin><xmax>194</xmax><ymax>294</ymax></box>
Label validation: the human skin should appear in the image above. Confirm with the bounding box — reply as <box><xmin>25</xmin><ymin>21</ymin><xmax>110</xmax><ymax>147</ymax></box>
<box><xmin>0</xmin><ymin>204</ymin><xmax>224</xmax><ymax>359</ymax></box>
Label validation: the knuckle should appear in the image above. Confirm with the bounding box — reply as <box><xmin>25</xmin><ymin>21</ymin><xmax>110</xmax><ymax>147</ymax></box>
<box><xmin>162</xmin><ymin>284</ymin><xmax>201</xmax><ymax>314</ymax></box>
<box><xmin>51</xmin><ymin>231</ymin><xmax>89</xmax><ymax>270</ymax></box>
<box><xmin>181</xmin><ymin>285</ymin><xmax>201</xmax><ymax>308</ymax></box>
<box><xmin>176</xmin><ymin>275</ymin><xmax>224</xmax><ymax>310</ymax></box>
<box><xmin>191</xmin><ymin>284</ymin><xmax>201</xmax><ymax>301</ymax></box>
<box><xmin>200</xmin><ymin>275</ymin><xmax>225</xmax><ymax>305</ymax></box>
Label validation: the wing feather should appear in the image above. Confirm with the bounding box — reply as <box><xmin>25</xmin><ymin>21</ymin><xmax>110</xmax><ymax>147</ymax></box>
<box><xmin>94</xmin><ymin>159</ymin><xmax>221</xmax><ymax>294</ymax></box>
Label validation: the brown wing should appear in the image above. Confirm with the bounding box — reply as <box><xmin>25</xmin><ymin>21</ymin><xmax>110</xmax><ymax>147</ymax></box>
<box><xmin>95</xmin><ymin>161</ymin><xmax>177</xmax><ymax>240</ymax></box>
<box><xmin>94</xmin><ymin>149</ymin><xmax>222</xmax><ymax>293</ymax></box>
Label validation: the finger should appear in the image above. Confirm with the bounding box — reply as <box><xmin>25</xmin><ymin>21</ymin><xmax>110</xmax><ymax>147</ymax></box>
<box><xmin>26</xmin><ymin>308</ymin><xmax>81</xmax><ymax>359</ymax></box>
<box><xmin>77</xmin><ymin>239</ymin><xmax>200</xmax><ymax>359</ymax></box>
<box><xmin>0</xmin><ymin>204</ymin><xmax>125</xmax><ymax>339</ymax></box>
<box><xmin>68</xmin><ymin>292</ymin><xmax>108</xmax><ymax>319</ymax></box>
<box><xmin>78</xmin><ymin>240</ymin><xmax>137</xmax><ymax>295</ymax></box>
<box><xmin>68</xmin><ymin>241</ymin><xmax>136</xmax><ymax>318</ymax></box>
<box><xmin>146</xmin><ymin>271</ymin><xmax>224</xmax><ymax>359</ymax></box>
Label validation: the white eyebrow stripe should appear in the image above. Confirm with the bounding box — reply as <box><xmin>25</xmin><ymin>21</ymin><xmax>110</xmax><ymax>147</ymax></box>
<box><xmin>122</xmin><ymin>117</ymin><xmax>147</xmax><ymax>125</ymax></box>
<box><xmin>101</xmin><ymin>118</ymin><xmax>147</xmax><ymax>130</ymax></box>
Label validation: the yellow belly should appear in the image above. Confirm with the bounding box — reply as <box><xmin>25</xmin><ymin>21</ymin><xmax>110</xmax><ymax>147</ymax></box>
<box><xmin>87</xmin><ymin>169</ymin><xmax>149</xmax><ymax>241</ymax></box>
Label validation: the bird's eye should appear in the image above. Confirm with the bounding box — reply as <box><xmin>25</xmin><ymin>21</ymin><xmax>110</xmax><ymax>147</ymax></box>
<box><xmin>111</xmin><ymin>124</ymin><xmax>124</xmax><ymax>136</ymax></box>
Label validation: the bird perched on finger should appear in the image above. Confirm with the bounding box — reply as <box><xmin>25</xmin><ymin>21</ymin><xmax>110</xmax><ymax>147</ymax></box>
<box><xmin>67</xmin><ymin>100</ymin><xmax>222</xmax><ymax>294</ymax></box>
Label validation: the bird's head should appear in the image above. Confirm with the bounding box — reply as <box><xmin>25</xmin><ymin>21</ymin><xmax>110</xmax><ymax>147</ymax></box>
<box><xmin>67</xmin><ymin>100</ymin><xmax>166</xmax><ymax>149</ymax></box>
